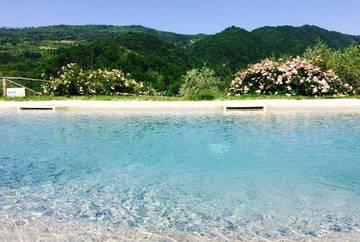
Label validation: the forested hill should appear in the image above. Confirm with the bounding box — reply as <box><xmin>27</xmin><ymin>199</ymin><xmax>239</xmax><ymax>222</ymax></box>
<box><xmin>253</xmin><ymin>25</ymin><xmax>360</xmax><ymax>55</ymax></box>
<box><xmin>190</xmin><ymin>25</ymin><xmax>360</xmax><ymax>73</ymax></box>
<box><xmin>41</xmin><ymin>32</ymin><xmax>200</xmax><ymax>93</ymax></box>
<box><xmin>0</xmin><ymin>25</ymin><xmax>205</xmax><ymax>45</ymax></box>
<box><xmin>1</xmin><ymin>24</ymin><xmax>358</xmax><ymax>48</ymax></box>
<box><xmin>0</xmin><ymin>24</ymin><xmax>359</xmax><ymax>94</ymax></box>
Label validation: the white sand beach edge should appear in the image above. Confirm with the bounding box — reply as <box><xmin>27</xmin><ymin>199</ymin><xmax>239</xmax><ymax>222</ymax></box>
<box><xmin>1</xmin><ymin>99</ymin><xmax>360</xmax><ymax>112</ymax></box>
<box><xmin>1</xmin><ymin>211</ymin><xmax>359</xmax><ymax>242</ymax></box>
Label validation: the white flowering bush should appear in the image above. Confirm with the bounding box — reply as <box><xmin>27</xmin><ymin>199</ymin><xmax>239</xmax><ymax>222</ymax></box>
<box><xmin>42</xmin><ymin>63</ymin><xmax>145</xmax><ymax>96</ymax></box>
<box><xmin>228</xmin><ymin>58</ymin><xmax>355</xmax><ymax>96</ymax></box>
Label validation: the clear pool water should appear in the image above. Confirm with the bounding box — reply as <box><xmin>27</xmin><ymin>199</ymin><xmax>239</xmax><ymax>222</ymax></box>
<box><xmin>1</xmin><ymin>111</ymin><xmax>360</xmax><ymax>240</ymax></box>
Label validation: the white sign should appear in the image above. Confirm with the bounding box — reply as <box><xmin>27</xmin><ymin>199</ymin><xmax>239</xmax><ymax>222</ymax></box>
<box><xmin>7</xmin><ymin>88</ymin><xmax>26</xmax><ymax>98</ymax></box>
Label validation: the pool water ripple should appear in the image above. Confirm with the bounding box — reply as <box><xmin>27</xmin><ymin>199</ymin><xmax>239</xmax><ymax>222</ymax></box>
<box><xmin>1</xmin><ymin>111</ymin><xmax>360</xmax><ymax>240</ymax></box>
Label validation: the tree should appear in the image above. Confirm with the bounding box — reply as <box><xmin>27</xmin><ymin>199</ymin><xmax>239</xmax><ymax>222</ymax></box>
<box><xmin>180</xmin><ymin>67</ymin><xmax>222</xmax><ymax>100</ymax></box>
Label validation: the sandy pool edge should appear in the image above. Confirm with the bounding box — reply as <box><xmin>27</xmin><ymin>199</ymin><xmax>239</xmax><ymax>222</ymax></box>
<box><xmin>1</xmin><ymin>211</ymin><xmax>359</xmax><ymax>242</ymax></box>
<box><xmin>1</xmin><ymin>99</ymin><xmax>360</xmax><ymax>112</ymax></box>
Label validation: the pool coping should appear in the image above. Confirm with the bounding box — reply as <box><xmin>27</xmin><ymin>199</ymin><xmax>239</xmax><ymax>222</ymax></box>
<box><xmin>1</xmin><ymin>99</ymin><xmax>360</xmax><ymax>112</ymax></box>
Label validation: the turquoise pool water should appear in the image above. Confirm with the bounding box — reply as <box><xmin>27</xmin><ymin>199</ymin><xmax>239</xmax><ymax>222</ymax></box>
<box><xmin>1</xmin><ymin>111</ymin><xmax>360</xmax><ymax>240</ymax></box>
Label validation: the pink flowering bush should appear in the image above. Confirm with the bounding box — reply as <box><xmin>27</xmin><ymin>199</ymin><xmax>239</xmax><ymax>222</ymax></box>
<box><xmin>305</xmin><ymin>42</ymin><xmax>360</xmax><ymax>92</ymax></box>
<box><xmin>42</xmin><ymin>63</ymin><xmax>147</xmax><ymax>96</ymax></box>
<box><xmin>228</xmin><ymin>57</ymin><xmax>355</xmax><ymax>96</ymax></box>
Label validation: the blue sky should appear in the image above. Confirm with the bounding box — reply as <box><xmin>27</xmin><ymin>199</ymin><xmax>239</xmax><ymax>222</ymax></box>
<box><xmin>0</xmin><ymin>0</ymin><xmax>359</xmax><ymax>35</ymax></box>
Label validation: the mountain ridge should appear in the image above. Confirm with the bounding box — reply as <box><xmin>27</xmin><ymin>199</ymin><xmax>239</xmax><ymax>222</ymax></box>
<box><xmin>0</xmin><ymin>24</ymin><xmax>205</xmax><ymax>46</ymax></box>
<box><xmin>1</xmin><ymin>24</ymin><xmax>359</xmax><ymax>37</ymax></box>
<box><xmin>1</xmin><ymin>24</ymin><xmax>359</xmax><ymax>45</ymax></box>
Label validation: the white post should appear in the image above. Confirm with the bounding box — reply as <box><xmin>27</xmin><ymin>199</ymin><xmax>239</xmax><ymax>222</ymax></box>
<box><xmin>2</xmin><ymin>78</ymin><xmax>6</xmax><ymax>97</ymax></box>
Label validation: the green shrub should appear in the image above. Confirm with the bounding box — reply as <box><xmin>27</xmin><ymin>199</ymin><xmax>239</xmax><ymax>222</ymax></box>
<box><xmin>339</xmin><ymin>45</ymin><xmax>360</xmax><ymax>89</ymax></box>
<box><xmin>180</xmin><ymin>67</ymin><xmax>222</xmax><ymax>100</ymax></box>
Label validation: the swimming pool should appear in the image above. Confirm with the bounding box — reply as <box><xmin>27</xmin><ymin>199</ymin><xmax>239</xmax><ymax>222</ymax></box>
<box><xmin>1</xmin><ymin>111</ymin><xmax>360</xmax><ymax>241</ymax></box>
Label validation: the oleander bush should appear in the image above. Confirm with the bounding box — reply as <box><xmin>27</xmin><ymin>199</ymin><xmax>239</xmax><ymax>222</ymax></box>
<box><xmin>42</xmin><ymin>63</ymin><xmax>146</xmax><ymax>96</ymax></box>
<box><xmin>304</xmin><ymin>42</ymin><xmax>360</xmax><ymax>92</ymax></box>
<box><xmin>228</xmin><ymin>57</ymin><xmax>355</xmax><ymax>96</ymax></box>
<box><xmin>180</xmin><ymin>67</ymin><xmax>222</xmax><ymax>100</ymax></box>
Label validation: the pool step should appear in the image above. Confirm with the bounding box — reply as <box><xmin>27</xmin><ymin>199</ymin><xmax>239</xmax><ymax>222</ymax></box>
<box><xmin>17</xmin><ymin>105</ymin><xmax>56</xmax><ymax>112</ymax></box>
<box><xmin>223</xmin><ymin>101</ymin><xmax>266</xmax><ymax>112</ymax></box>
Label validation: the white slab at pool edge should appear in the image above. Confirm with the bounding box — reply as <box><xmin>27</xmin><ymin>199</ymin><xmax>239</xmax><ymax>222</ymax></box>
<box><xmin>1</xmin><ymin>99</ymin><xmax>360</xmax><ymax>112</ymax></box>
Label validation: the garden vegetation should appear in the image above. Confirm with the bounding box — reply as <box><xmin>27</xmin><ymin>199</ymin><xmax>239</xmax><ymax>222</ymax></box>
<box><xmin>0</xmin><ymin>25</ymin><xmax>359</xmax><ymax>98</ymax></box>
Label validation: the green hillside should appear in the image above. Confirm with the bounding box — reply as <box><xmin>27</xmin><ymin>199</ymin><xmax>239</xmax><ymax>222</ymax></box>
<box><xmin>189</xmin><ymin>25</ymin><xmax>360</xmax><ymax>75</ymax></box>
<box><xmin>253</xmin><ymin>25</ymin><xmax>360</xmax><ymax>55</ymax></box>
<box><xmin>0</xmin><ymin>25</ymin><xmax>204</xmax><ymax>45</ymax></box>
<box><xmin>189</xmin><ymin>26</ymin><xmax>270</xmax><ymax>79</ymax></box>
<box><xmin>40</xmin><ymin>32</ymin><xmax>201</xmax><ymax>94</ymax></box>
